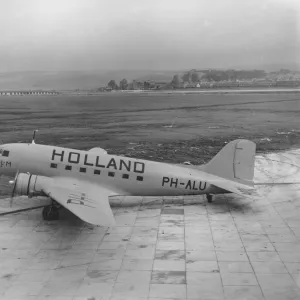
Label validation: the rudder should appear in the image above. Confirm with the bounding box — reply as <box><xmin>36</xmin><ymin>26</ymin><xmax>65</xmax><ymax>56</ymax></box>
<box><xmin>203</xmin><ymin>139</ymin><xmax>256</xmax><ymax>186</ymax></box>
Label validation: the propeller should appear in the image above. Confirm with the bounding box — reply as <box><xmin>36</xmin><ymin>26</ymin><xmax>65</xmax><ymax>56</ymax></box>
<box><xmin>9</xmin><ymin>170</ymin><xmax>19</xmax><ymax>207</ymax></box>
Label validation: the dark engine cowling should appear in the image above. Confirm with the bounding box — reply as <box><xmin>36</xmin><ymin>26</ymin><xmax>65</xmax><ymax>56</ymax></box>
<box><xmin>13</xmin><ymin>173</ymin><xmax>49</xmax><ymax>198</ymax></box>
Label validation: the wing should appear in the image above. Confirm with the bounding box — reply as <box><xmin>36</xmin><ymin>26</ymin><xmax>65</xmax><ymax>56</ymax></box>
<box><xmin>41</xmin><ymin>177</ymin><xmax>116</xmax><ymax>226</ymax></box>
<box><xmin>89</xmin><ymin>147</ymin><xmax>107</xmax><ymax>154</ymax></box>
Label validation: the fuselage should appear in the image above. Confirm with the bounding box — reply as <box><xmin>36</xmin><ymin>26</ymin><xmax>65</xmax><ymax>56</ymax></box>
<box><xmin>0</xmin><ymin>143</ymin><xmax>223</xmax><ymax>197</ymax></box>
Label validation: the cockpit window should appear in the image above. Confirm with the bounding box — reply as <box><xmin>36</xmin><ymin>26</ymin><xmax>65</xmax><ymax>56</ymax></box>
<box><xmin>2</xmin><ymin>150</ymin><xmax>9</xmax><ymax>157</ymax></box>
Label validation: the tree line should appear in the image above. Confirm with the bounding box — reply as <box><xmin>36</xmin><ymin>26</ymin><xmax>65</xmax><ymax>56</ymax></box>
<box><xmin>171</xmin><ymin>69</ymin><xmax>267</xmax><ymax>87</ymax></box>
<box><xmin>106</xmin><ymin>69</ymin><xmax>270</xmax><ymax>90</ymax></box>
<box><xmin>107</xmin><ymin>79</ymin><xmax>159</xmax><ymax>90</ymax></box>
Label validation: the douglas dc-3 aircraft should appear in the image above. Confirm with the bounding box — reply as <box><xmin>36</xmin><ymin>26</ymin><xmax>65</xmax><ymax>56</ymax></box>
<box><xmin>0</xmin><ymin>133</ymin><xmax>256</xmax><ymax>226</ymax></box>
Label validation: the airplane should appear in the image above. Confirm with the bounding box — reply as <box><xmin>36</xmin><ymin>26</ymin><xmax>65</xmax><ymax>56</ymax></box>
<box><xmin>0</xmin><ymin>131</ymin><xmax>257</xmax><ymax>226</ymax></box>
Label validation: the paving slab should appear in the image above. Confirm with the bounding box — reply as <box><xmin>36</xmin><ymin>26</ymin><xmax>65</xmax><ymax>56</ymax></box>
<box><xmin>0</xmin><ymin>149</ymin><xmax>300</xmax><ymax>299</ymax></box>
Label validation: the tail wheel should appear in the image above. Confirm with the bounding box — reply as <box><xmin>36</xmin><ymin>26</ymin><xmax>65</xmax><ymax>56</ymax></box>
<box><xmin>206</xmin><ymin>194</ymin><xmax>213</xmax><ymax>203</ymax></box>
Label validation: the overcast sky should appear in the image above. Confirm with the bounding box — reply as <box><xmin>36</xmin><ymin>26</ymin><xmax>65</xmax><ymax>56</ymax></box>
<box><xmin>0</xmin><ymin>0</ymin><xmax>299</xmax><ymax>72</ymax></box>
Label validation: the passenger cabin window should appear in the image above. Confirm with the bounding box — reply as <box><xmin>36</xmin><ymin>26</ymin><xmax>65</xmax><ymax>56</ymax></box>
<box><xmin>65</xmin><ymin>165</ymin><xmax>72</xmax><ymax>171</ymax></box>
<box><xmin>137</xmin><ymin>176</ymin><xmax>143</xmax><ymax>181</ymax></box>
<box><xmin>122</xmin><ymin>174</ymin><xmax>129</xmax><ymax>179</ymax></box>
<box><xmin>50</xmin><ymin>163</ymin><xmax>57</xmax><ymax>168</ymax></box>
<box><xmin>2</xmin><ymin>150</ymin><xmax>9</xmax><ymax>157</ymax></box>
<box><xmin>80</xmin><ymin>167</ymin><xmax>86</xmax><ymax>173</ymax></box>
<box><xmin>94</xmin><ymin>170</ymin><xmax>101</xmax><ymax>175</ymax></box>
<box><xmin>108</xmin><ymin>172</ymin><xmax>115</xmax><ymax>177</ymax></box>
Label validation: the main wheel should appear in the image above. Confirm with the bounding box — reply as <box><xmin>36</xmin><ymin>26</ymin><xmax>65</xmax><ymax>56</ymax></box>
<box><xmin>206</xmin><ymin>194</ymin><xmax>213</xmax><ymax>203</ymax></box>
<box><xmin>42</xmin><ymin>206</ymin><xmax>59</xmax><ymax>221</ymax></box>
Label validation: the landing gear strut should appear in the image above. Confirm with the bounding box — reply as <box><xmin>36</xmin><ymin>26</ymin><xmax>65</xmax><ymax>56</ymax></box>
<box><xmin>42</xmin><ymin>201</ymin><xmax>60</xmax><ymax>221</ymax></box>
<box><xmin>206</xmin><ymin>194</ymin><xmax>213</xmax><ymax>203</ymax></box>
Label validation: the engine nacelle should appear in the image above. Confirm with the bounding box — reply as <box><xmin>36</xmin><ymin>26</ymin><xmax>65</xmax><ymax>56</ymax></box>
<box><xmin>13</xmin><ymin>173</ymin><xmax>50</xmax><ymax>198</ymax></box>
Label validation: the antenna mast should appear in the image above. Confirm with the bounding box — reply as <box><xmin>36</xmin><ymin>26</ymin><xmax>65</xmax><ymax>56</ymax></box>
<box><xmin>32</xmin><ymin>130</ymin><xmax>38</xmax><ymax>144</ymax></box>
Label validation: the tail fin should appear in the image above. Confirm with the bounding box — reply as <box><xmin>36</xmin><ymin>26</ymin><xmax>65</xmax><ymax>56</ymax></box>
<box><xmin>203</xmin><ymin>139</ymin><xmax>256</xmax><ymax>186</ymax></box>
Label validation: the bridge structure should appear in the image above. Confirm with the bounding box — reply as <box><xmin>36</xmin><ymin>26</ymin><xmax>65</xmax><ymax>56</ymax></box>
<box><xmin>0</xmin><ymin>90</ymin><xmax>59</xmax><ymax>96</ymax></box>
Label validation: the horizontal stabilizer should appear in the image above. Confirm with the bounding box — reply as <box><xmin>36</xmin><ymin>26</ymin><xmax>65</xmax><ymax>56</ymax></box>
<box><xmin>254</xmin><ymin>182</ymin><xmax>300</xmax><ymax>186</ymax></box>
<box><xmin>193</xmin><ymin>168</ymin><xmax>257</xmax><ymax>199</ymax></box>
<box><xmin>204</xmin><ymin>172</ymin><xmax>257</xmax><ymax>199</ymax></box>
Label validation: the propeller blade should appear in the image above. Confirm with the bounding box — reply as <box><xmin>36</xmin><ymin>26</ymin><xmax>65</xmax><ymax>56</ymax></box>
<box><xmin>10</xmin><ymin>170</ymin><xmax>19</xmax><ymax>208</ymax></box>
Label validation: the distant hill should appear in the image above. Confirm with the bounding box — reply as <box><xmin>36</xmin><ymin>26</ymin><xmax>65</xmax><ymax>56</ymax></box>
<box><xmin>0</xmin><ymin>70</ymin><xmax>177</xmax><ymax>91</ymax></box>
<box><xmin>1</xmin><ymin>65</ymin><xmax>299</xmax><ymax>91</ymax></box>
<box><xmin>172</xmin><ymin>68</ymin><xmax>300</xmax><ymax>84</ymax></box>
<box><xmin>135</xmin><ymin>71</ymin><xmax>177</xmax><ymax>83</ymax></box>
<box><xmin>0</xmin><ymin>71</ymin><xmax>102</xmax><ymax>91</ymax></box>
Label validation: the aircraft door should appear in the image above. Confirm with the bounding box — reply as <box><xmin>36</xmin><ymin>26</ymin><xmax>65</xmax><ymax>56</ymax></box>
<box><xmin>0</xmin><ymin>148</ymin><xmax>16</xmax><ymax>176</ymax></box>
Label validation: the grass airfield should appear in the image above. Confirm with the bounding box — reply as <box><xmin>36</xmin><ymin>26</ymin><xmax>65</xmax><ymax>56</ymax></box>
<box><xmin>0</xmin><ymin>92</ymin><xmax>300</xmax><ymax>299</ymax></box>
<box><xmin>0</xmin><ymin>92</ymin><xmax>300</xmax><ymax>164</ymax></box>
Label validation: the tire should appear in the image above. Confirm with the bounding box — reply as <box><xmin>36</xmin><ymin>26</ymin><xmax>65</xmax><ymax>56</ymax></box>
<box><xmin>206</xmin><ymin>194</ymin><xmax>213</xmax><ymax>203</ymax></box>
<box><xmin>42</xmin><ymin>206</ymin><xmax>50</xmax><ymax>220</ymax></box>
<box><xmin>42</xmin><ymin>206</ymin><xmax>59</xmax><ymax>221</ymax></box>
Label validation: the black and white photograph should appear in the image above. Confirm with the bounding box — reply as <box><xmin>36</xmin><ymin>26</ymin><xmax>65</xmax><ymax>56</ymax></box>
<box><xmin>0</xmin><ymin>0</ymin><xmax>300</xmax><ymax>299</ymax></box>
